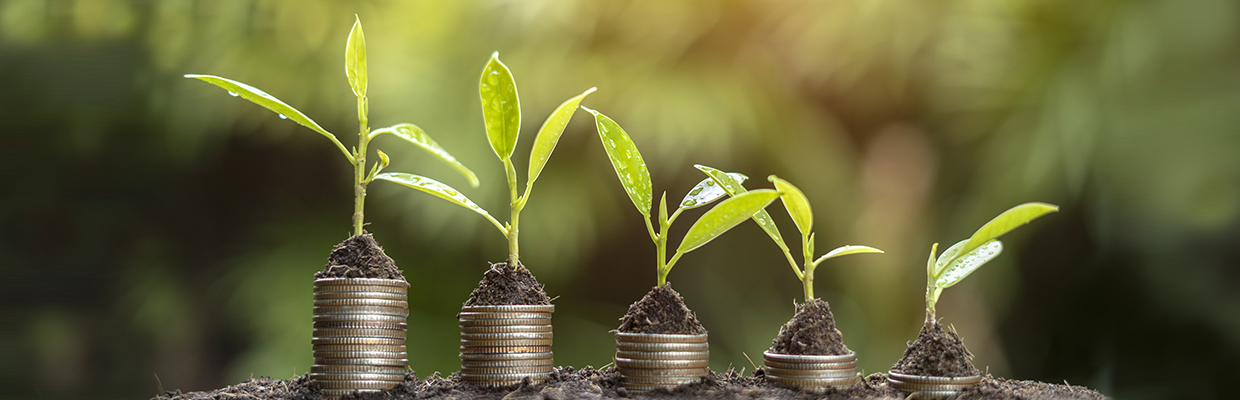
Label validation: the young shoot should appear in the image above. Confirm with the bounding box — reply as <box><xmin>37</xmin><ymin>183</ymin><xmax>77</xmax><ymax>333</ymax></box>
<box><xmin>923</xmin><ymin>202</ymin><xmax>1059</xmax><ymax>327</ymax></box>
<box><xmin>582</xmin><ymin>108</ymin><xmax>781</xmax><ymax>286</ymax></box>
<box><xmin>376</xmin><ymin>52</ymin><xmax>596</xmax><ymax>269</ymax></box>
<box><xmin>696</xmin><ymin>168</ymin><xmax>883</xmax><ymax>300</ymax></box>
<box><xmin>186</xmin><ymin>17</ymin><xmax>479</xmax><ymax>237</ymax></box>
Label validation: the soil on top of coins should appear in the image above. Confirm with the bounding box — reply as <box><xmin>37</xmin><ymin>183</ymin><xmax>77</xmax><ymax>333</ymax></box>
<box><xmin>315</xmin><ymin>233</ymin><xmax>405</xmax><ymax>280</ymax></box>
<box><xmin>769</xmin><ymin>298</ymin><xmax>851</xmax><ymax>355</ymax></box>
<box><xmin>463</xmin><ymin>262</ymin><xmax>551</xmax><ymax>306</ymax></box>
<box><xmin>890</xmin><ymin>322</ymin><xmax>982</xmax><ymax>377</ymax></box>
<box><xmin>617</xmin><ymin>283</ymin><xmax>707</xmax><ymax>334</ymax></box>
<box><xmin>153</xmin><ymin>367</ymin><xmax>1108</xmax><ymax>400</ymax></box>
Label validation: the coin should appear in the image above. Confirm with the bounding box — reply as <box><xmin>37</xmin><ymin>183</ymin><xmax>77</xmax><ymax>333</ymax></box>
<box><xmin>618</xmin><ymin>367</ymin><xmax>710</xmax><ymax>377</ymax></box>
<box><xmin>459</xmin><ymin>345</ymin><xmax>551</xmax><ymax>353</ymax></box>
<box><xmin>459</xmin><ymin>338</ymin><xmax>554</xmax><ymax>347</ymax></box>
<box><xmin>314</xmin><ymin>298</ymin><xmax>408</xmax><ymax>307</ymax></box>
<box><xmin>459</xmin><ymin>332</ymin><xmax>553</xmax><ymax>341</ymax></box>
<box><xmin>314</xmin><ymin>379</ymin><xmax>404</xmax><ymax>390</ymax></box>
<box><xmin>314</xmin><ymin>305</ymin><xmax>410</xmax><ymax>316</ymax></box>
<box><xmin>313</xmin><ymin>350</ymin><xmax>407</xmax><ymax>359</ymax></box>
<box><xmin>763</xmin><ymin>367</ymin><xmax>858</xmax><ymax>378</ymax></box>
<box><xmin>458</xmin><ymin>318</ymin><xmax>551</xmax><ymax>327</ymax></box>
<box><xmin>621</xmin><ymin>375</ymin><xmax>705</xmax><ymax>385</ymax></box>
<box><xmin>313</xmin><ymin>313</ymin><xmax>406</xmax><ymax>323</ymax></box>
<box><xmin>312</xmin><ymin>337</ymin><xmax>405</xmax><ymax>346</ymax></box>
<box><xmin>311</xmin><ymin>372</ymin><xmax>406</xmax><ymax>382</ymax></box>
<box><xmin>313</xmin><ymin>357</ymin><xmax>408</xmax><ymax>367</ymax></box>
<box><xmin>615</xmin><ymin>350</ymin><xmax>708</xmax><ymax>361</ymax></box>
<box><xmin>460</xmin><ymin>358</ymin><xmax>554</xmax><ymax>368</ymax></box>
<box><xmin>459</xmin><ymin>325</ymin><xmax>553</xmax><ymax>334</ymax></box>
<box><xmin>615</xmin><ymin>358</ymin><xmax>709</xmax><ymax>369</ymax></box>
<box><xmin>314</xmin><ymin>320</ymin><xmax>407</xmax><ymax>330</ymax></box>
<box><xmin>763</xmin><ymin>360</ymin><xmax>856</xmax><ymax>371</ymax></box>
<box><xmin>313</xmin><ymin>328</ymin><xmax>406</xmax><ymax>339</ymax></box>
<box><xmin>460</xmin><ymin>365</ymin><xmax>554</xmax><ymax>375</ymax></box>
<box><xmin>312</xmin><ymin>344</ymin><xmax>407</xmax><ymax>352</ymax></box>
<box><xmin>314</xmin><ymin>291</ymin><xmax>407</xmax><ymax>301</ymax></box>
<box><xmin>459</xmin><ymin>305</ymin><xmax>554</xmax><ymax>313</ymax></box>
<box><xmin>457</xmin><ymin>312</ymin><xmax>552</xmax><ymax>321</ymax></box>
<box><xmin>615</xmin><ymin>332</ymin><xmax>707</xmax><ymax>344</ymax></box>
<box><xmin>460</xmin><ymin>351</ymin><xmax>553</xmax><ymax>361</ymax></box>
<box><xmin>311</xmin><ymin>364</ymin><xmax>405</xmax><ymax>374</ymax></box>
<box><xmin>615</xmin><ymin>341</ymin><xmax>708</xmax><ymax>352</ymax></box>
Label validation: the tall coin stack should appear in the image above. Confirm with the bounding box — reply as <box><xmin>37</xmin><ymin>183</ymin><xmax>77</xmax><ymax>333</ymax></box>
<box><xmin>762</xmin><ymin>351</ymin><xmax>859</xmax><ymax>392</ymax></box>
<box><xmin>615</xmin><ymin>332</ymin><xmax>710</xmax><ymax>393</ymax></box>
<box><xmin>458</xmin><ymin>305</ymin><xmax>555</xmax><ymax>386</ymax></box>
<box><xmin>311</xmin><ymin>278</ymin><xmax>410</xmax><ymax>399</ymax></box>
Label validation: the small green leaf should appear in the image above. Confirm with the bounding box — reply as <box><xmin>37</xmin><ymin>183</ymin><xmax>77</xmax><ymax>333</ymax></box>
<box><xmin>957</xmin><ymin>202</ymin><xmax>1058</xmax><ymax>264</ymax></box>
<box><xmin>925</xmin><ymin>243</ymin><xmax>939</xmax><ymax>280</ymax></box>
<box><xmin>370</xmin><ymin>123</ymin><xmax>480</xmax><ymax>188</ymax></box>
<box><xmin>659</xmin><ymin>192</ymin><xmax>669</xmax><ymax>229</ymax></box>
<box><xmin>769</xmin><ymin>176</ymin><xmax>812</xmax><ymax>237</ymax></box>
<box><xmin>582</xmin><ymin>107</ymin><xmax>652</xmax><ymax>216</ymax></box>
<box><xmin>935</xmin><ymin>240</ymin><xmax>1003</xmax><ymax>289</ymax></box>
<box><xmin>527</xmin><ymin>87</ymin><xmax>596</xmax><ymax>190</ymax></box>
<box><xmin>695</xmin><ymin>164</ymin><xmax>787</xmax><ymax>251</ymax></box>
<box><xmin>377</xmin><ymin>149</ymin><xmax>390</xmax><ymax>168</ymax></box>
<box><xmin>345</xmin><ymin>16</ymin><xmax>367</xmax><ymax>98</ymax></box>
<box><xmin>813</xmin><ymin>245</ymin><xmax>883</xmax><ymax>266</ymax></box>
<box><xmin>479</xmin><ymin>52</ymin><xmax>520</xmax><ymax>161</ymax></box>
<box><xmin>934</xmin><ymin>239</ymin><xmax>969</xmax><ymax>279</ymax></box>
<box><xmin>374</xmin><ymin>172</ymin><xmax>503</xmax><ymax>233</ymax></box>
<box><xmin>677</xmin><ymin>189</ymin><xmax>781</xmax><ymax>254</ymax></box>
<box><xmin>184</xmin><ymin>74</ymin><xmax>352</xmax><ymax>162</ymax></box>
<box><xmin>680</xmin><ymin>173</ymin><xmax>748</xmax><ymax>210</ymax></box>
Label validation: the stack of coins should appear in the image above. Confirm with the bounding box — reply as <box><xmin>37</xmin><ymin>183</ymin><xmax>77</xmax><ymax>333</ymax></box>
<box><xmin>311</xmin><ymin>278</ymin><xmax>410</xmax><ymax>399</ymax></box>
<box><xmin>615</xmin><ymin>332</ymin><xmax>710</xmax><ymax>393</ymax></box>
<box><xmin>762</xmin><ymin>351</ymin><xmax>859</xmax><ymax>391</ymax></box>
<box><xmin>458</xmin><ymin>305</ymin><xmax>555</xmax><ymax>386</ymax></box>
<box><xmin>887</xmin><ymin>371</ymin><xmax>983</xmax><ymax>399</ymax></box>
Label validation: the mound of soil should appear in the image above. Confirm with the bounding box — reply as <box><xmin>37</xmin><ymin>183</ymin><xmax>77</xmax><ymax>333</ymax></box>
<box><xmin>617</xmin><ymin>283</ymin><xmax>707</xmax><ymax>334</ymax></box>
<box><xmin>958</xmin><ymin>375</ymin><xmax>1108</xmax><ymax>400</ymax></box>
<box><xmin>316</xmin><ymin>233</ymin><xmax>405</xmax><ymax>280</ymax></box>
<box><xmin>155</xmin><ymin>374</ymin><xmax>320</xmax><ymax>400</ymax></box>
<box><xmin>769</xmin><ymin>298</ymin><xmax>851</xmax><ymax>355</ymax></box>
<box><xmin>463</xmin><ymin>262</ymin><xmax>551</xmax><ymax>306</ymax></box>
<box><xmin>890</xmin><ymin>322</ymin><xmax>981</xmax><ymax>377</ymax></box>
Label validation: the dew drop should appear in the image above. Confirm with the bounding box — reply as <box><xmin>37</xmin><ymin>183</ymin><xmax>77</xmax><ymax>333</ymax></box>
<box><xmin>706</xmin><ymin>181</ymin><xmax>716</xmax><ymax>187</ymax></box>
<box><xmin>278</xmin><ymin>114</ymin><xmax>288</xmax><ymax>120</ymax></box>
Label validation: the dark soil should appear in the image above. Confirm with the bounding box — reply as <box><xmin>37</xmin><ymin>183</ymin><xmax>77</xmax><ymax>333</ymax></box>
<box><xmin>315</xmin><ymin>233</ymin><xmax>405</xmax><ymax>280</ymax></box>
<box><xmin>463</xmin><ymin>262</ymin><xmax>551</xmax><ymax>306</ymax></box>
<box><xmin>890</xmin><ymin>322</ymin><xmax>981</xmax><ymax>377</ymax></box>
<box><xmin>154</xmin><ymin>368</ymin><xmax>1107</xmax><ymax>400</ymax></box>
<box><xmin>617</xmin><ymin>283</ymin><xmax>707</xmax><ymax>334</ymax></box>
<box><xmin>769</xmin><ymin>299</ymin><xmax>851</xmax><ymax>355</ymax></box>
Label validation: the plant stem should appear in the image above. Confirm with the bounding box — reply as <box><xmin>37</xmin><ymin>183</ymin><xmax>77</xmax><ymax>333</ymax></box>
<box><xmin>655</xmin><ymin>213</ymin><xmax>669</xmax><ymax>286</ymax></box>
<box><xmin>352</xmin><ymin>95</ymin><xmax>370</xmax><ymax>237</ymax></box>
<box><xmin>801</xmin><ymin>233</ymin><xmax>814</xmax><ymax>300</ymax></box>
<box><xmin>504</xmin><ymin>158</ymin><xmax>520</xmax><ymax>267</ymax></box>
<box><xmin>924</xmin><ymin>283</ymin><xmax>938</xmax><ymax>328</ymax></box>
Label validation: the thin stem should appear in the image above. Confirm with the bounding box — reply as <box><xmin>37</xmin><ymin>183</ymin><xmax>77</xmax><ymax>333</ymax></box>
<box><xmin>352</xmin><ymin>95</ymin><xmax>370</xmax><ymax>237</ymax></box>
<box><xmin>504</xmin><ymin>158</ymin><xmax>520</xmax><ymax>267</ymax></box>
<box><xmin>662</xmin><ymin>250</ymin><xmax>684</xmax><ymax>284</ymax></box>
<box><xmin>801</xmin><ymin>233</ymin><xmax>814</xmax><ymax>300</ymax></box>
<box><xmin>924</xmin><ymin>284</ymin><xmax>938</xmax><ymax>329</ymax></box>
<box><xmin>655</xmin><ymin>212</ymin><xmax>669</xmax><ymax>286</ymax></box>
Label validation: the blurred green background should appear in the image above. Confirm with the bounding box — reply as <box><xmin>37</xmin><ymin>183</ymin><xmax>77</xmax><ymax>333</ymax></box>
<box><xmin>2</xmin><ymin>0</ymin><xmax>1238</xmax><ymax>399</ymax></box>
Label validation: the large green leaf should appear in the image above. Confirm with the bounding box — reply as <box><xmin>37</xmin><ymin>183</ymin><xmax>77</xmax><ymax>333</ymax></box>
<box><xmin>680</xmin><ymin>173</ymin><xmax>747</xmax><ymax>210</ymax></box>
<box><xmin>527</xmin><ymin>87</ymin><xmax>596</xmax><ymax>190</ymax></box>
<box><xmin>184</xmin><ymin>74</ymin><xmax>352</xmax><ymax>161</ymax></box>
<box><xmin>374</xmin><ymin>172</ymin><xmax>503</xmax><ymax>234</ymax></box>
<box><xmin>479</xmin><ymin>52</ymin><xmax>521</xmax><ymax>160</ymax></box>
<box><xmin>769</xmin><ymin>176</ymin><xmax>812</xmax><ymax>237</ymax></box>
<box><xmin>695</xmin><ymin>165</ymin><xmax>787</xmax><ymax>251</ymax></box>
<box><xmin>955</xmin><ymin>202</ymin><xmax>1057</xmax><ymax>264</ymax></box>
<box><xmin>812</xmin><ymin>245</ymin><xmax>884</xmax><ymax>266</ymax></box>
<box><xmin>935</xmin><ymin>240</ymin><xmax>1003</xmax><ymax>289</ymax></box>
<box><xmin>345</xmin><ymin>16</ymin><xmax>366</xmax><ymax>98</ymax></box>
<box><xmin>677</xmin><ymin>189</ymin><xmax>780</xmax><ymax>254</ymax></box>
<box><xmin>582</xmin><ymin>107</ymin><xmax>652</xmax><ymax>216</ymax></box>
<box><xmin>370</xmin><ymin>123</ymin><xmax>479</xmax><ymax>188</ymax></box>
<box><xmin>933</xmin><ymin>239</ymin><xmax>969</xmax><ymax>279</ymax></box>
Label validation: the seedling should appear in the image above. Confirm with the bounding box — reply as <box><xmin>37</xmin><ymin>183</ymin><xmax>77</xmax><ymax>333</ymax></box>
<box><xmin>582</xmin><ymin>108</ymin><xmax>781</xmax><ymax>286</ymax></box>
<box><xmin>922</xmin><ymin>202</ymin><xmax>1059</xmax><ymax>326</ymax></box>
<box><xmin>185</xmin><ymin>17</ymin><xmax>479</xmax><ymax>237</ymax></box>
<box><xmin>377</xmin><ymin>52</ymin><xmax>596</xmax><ymax>268</ymax></box>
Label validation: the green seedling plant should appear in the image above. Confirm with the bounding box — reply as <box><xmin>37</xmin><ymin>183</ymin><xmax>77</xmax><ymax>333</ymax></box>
<box><xmin>582</xmin><ymin>108</ymin><xmax>781</xmax><ymax>286</ymax></box>
<box><xmin>185</xmin><ymin>17</ymin><xmax>480</xmax><ymax>237</ymax></box>
<box><xmin>378</xmin><ymin>52</ymin><xmax>596</xmax><ymax>268</ymax></box>
<box><xmin>922</xmin><ymin>202</ymin><xmax>1059</xmax><ymax>327</ymax></box>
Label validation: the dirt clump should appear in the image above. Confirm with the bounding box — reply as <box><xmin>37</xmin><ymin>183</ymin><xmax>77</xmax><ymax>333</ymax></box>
<box><xmin>153</xmin><ymin>374</ymin><xmax>320</xmax><ymax>400</ymax></box>
<box><xmin>957</xmin><ymin>375</ymin><xmax>1108</xmax><ymax>400</ymax></box>
<box><xmin>464</xmin><ymin>262</ymin><xmax>551</xmax><ymax>306</ymax></box>
<box><xmin>769</xmin><ymin>299</ymin><xmax>851</xmax><ymax>355</ymax></box>
<box><xmin>316</xmin><ymin>233</ymin><xmax>404</xmax><ymax>280</ymax></box>
<box><xmin>891</xmin><ymin>322</ymin><xmax>981</xmax><ymax>377</ymax></box>
<box><xmin>617</xmin><ymin>283</ymin><xmax>707</xmax><ymax>334</ymax></box>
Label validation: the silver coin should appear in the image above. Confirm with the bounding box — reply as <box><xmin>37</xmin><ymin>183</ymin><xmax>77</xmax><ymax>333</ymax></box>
<box><xmin>460</xmin><ymin>365</ymin><xmax>554</xmax><ymax>375</ymax></box>
<box><xmin>311</xmin><ymin>364</ymin><xmax>405</xmax><ymax>374</ymax></box>
<box><xmin>618</xmin><ymin>367</ymin><xmax>710</xmax><ymax>377</ymax></box>
<box><xmin>762</xmin><ymin>351</ymin><xmax>854</xmax><ymax>363</ymax></box>
<box><xmin>460</xmin><ymin>351</ymin><xmax>552</xmax><ymax>361</ymax></box>
<box><xmin>314</xmin><ymin>277</ymin><xmax>409</xmax><ymax>288</ymax></box>
<box><xmin>459</xmin><ymin>305</ymin><xmax>554</xmax><ymax>313</ymax></box>
<box><xmin>459</xmin><ymin>325</ymin><xmax>553</xmax><ymax>334</ymax></box>
<box><xmin>311</xmin><ymin>372</ymin><xmax>406</xmax><ymax>382</ymax></box>
<box><xmin>614</xmin><ymin>350</ymin><xmax>708</xmax><ymax>361</ymax></box>
<box><xmin>313</xmin><ymin>344</ymin><xmax>407</xmax><ymax>352</ymax></box>
<box><xmin>459</xmin><ymin>332</ymin><xmax>553</xmax><ymax>341</ymax></box>
<box><xmin>314</xmin><ymin>291</ymin><xmax>407</xmax><ymax>301</ymax></box>
<box><xmin>887</xmin><ymin>371</ymin><xmax>983</xmax><ymax>385</ymax></box>
<box><xmin>314</xmin><ymin>305</ymin><xmax>410</xmax><ymax>316</ymax></box>
<box><xmin>763</xmin><ymin>360</ymin><xmax>856</xmax><ymax>371</ymax></box>
<box><xmin>766</xmin><ymin>375</ymin><xmax>859</xmax><ymax>388</ymax></box>
<box><xmin>314</xmin><ymin>313</ymin><xmax>406</xmax><ymax>322</ymax></box>
<box><xmin>621</xmin><ymin>375</ymin><xmax>704</xmax><ymax>385</ymax></box>
<box><xmin>615</xmin><ymin>332</ymin><xmax>707</xmax><ymax>344</ymax></box>
<box><xmin>458</xmin><ymin>318</ymin><xmax>551</xmax><ymax>327</ymax></box>
<box><xmin>312</xmin><ymin>357</ymin><xmax>408</xmax><ymax>367</ymax></box>
<box><xmin>457</xmin><ymin>312</ymin><xmax>552</xmax><ymax>321</ymax></box>
<box><xmin>314</xmin><ymin>379</ymin><xmax>404</xmax><ymax>390</ymax></box>
<box><xmin>314</xmin><ymin>350</ymin><xmax>407</xmax><ymax>359</ymax></box>
<box><xmin>615</xmin><ymin>357</ymin><xmax>709</xmax><ymax>369</ymax></box>
<box><xmin>616</xmin><ymin>341</ymin><xmax>708</xmax><ymax>352</ymax></box>
<box><xmin>314</xmin><ymin>297</ymin><xmax>408</xmax><ymax>307</ymax></box>
<box><xmin>313</xmin><ymin>329</ymin><xmax>406</xmax><ymax>339</ymax></box>
<box><xmin>459</xmin><ymin>338</ymin><xmax>553</xmax><ymax>347</ymax></box>
<box><xmin>321</xmin><ymin>388</ymin><xmax>382</xmax><ymax>398</ymax></box>
<box><xmin>764</xmin><ymin>367</ymin><xmax>858</xmax><ymax>378</ymax></box>
<box><xmin>460</xmin><ymin>359</ymin><xmax>554</xmax><ymax>368</ymax></box>
<box><xmin>312</xmin><ymin>337</ymin><xmax>405</xmax><ymax>346</ymax></box>
<box><xmin>459</xmin><ymin>345</ymin><xmax>551</xmax><ymax>353</ymax></box>
<box><xmin>314</xmin><ymin>320</ymin><xmax>408</xmax><ymax>330</ymax></box>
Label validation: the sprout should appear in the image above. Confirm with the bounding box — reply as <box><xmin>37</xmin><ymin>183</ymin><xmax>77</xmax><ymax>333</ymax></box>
<box><xmin>697</xmin><ymin>168</ymin><xmax>883</xmax><ymax>300</ymax></box>
<box><xmin>378</xmin><ymin>52</ymin><xmax>596</xmax><ymax>268</ymax></box>
<box><xmin>922</xmin><ymin>202</ymin><xmax>1059</xmax><ymax>326</ymax></box>
<box><xmin>582</xmin><ymin>108</ymin><xmax>781</xmax><ymax>286</ymax></box>
<box><xmin>185</xmin><ymin>17</ymin><xmax>479</xmax><ymax>237</ymax></box>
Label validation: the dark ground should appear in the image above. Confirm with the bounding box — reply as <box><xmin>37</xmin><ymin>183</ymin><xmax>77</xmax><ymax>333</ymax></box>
<box><xmin>769</xmin><ymin>299</ymin><xmax>850</xmax><ymax>355</ymax></box>
<box><xmin>154</xmin><ymin>367</ymin><xmax>1107</xmax><ymax>400</ymax></box>
<box><xmin>890</xmin><ymin>323</ymin><xmax>982</xmax><ymax>377</ymax></box>
<box><xmin>316</xmin><ymin>233</ymin><xmax>406</xmax><ymax>280</ymax></box>
<box><xmin>463</xmin><ymin>262</ymin><xmax>552</xmax><ymax>306</ymax></box>
<box><xmin>617</xmin><ymin>284</ymin><xmax>707</xmax><ymax>334</ymax></box>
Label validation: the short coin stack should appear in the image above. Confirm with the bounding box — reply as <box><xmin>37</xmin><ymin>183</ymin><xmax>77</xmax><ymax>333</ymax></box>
<box><xmin>458</xmin><ymin>305</ymin><xmax>555</xmax><ymax>386</ymax></box>
<box><xmin>887</xmin><ymin>371</ymin><xmax>983</xmax><ymax>399</ymax></box>
<box><xmin>615</xmin><ymin>332</ymin><xmax>710</xmax><ymax>393</ymax></box>
<box><xmin>311</xmin><ymin>278</ymin><xmax>410</xmax><ymax>399</ymax></box>
<box><xmin>762</xmin><ymin>351</ymin><xmax>859</xmax><ymax>392</ymax></box>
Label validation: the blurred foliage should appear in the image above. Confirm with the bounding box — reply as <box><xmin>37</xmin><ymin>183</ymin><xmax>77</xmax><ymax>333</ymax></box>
<box><xmin>1</xmin><ymin>0</ymin><xmax>1238</xmax><ymax>399</ymax></box>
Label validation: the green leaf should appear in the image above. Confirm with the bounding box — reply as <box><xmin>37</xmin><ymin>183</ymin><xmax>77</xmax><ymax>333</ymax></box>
<box><xmin>769</xmin><ymin>176</ymin><xmax>812</xmax><ymax>237</ymax></box>
<box><xmin>812</xmin><ymin>245</ymin><xmax>883</xmax><ymax>266</ymax></box>
<box><xmin>374</xmin><ymin>172</ymin><xmax>504</xmax><ymax>234</ymax></box>
<box><xmin>935</xmin><ymin>240</ymin><xmax>1003</xmax><ymax>289</ymax></box>
<box><xmin>956</xmin><ymin>202</ymin><xmax>1058</xmax><ymax>264</ymax></box>
<box><xmin>677</xmin><ymin>189</ymin><xmax>781</xmax><ymax>254</ymax></box>
<box><xmin>658</xmin><ymin>192</ymin><xmax>669</xmax><ymax>229</ymax></box>
<box><xmin>527</xmin><ymin>87</ymin><xmax>596</xmax><ymax>190</ymax></box>
<box><xmin>479</xmin><ymin>52</ymin><xmax>520</xmax><ymax>161</ymax></box>
<box><xmin>370</xmin><ymin>123</ymin><xmax>480</xmax><ymax>188</ymax></box>
<box><xmin>933</xmin><ymin>239</ymin><xmax>969</xmax><ymax>279</ymax></box>
<box><xmin>345</xmin><ymin>16</ymin><xmax>367</xmax><ymax>98</ymax></box>
<box><xmin>680</xmin><ymin>173</ymin><xmax>748</xmax><ymax>210</ymax></box>
<box><xmin>925</xmin><ymin>243</ymin><xmax>939</xmax><ymax>281</ymax></box>
<box><xmin>582</xmin><ymin>107</ymin><xmax>652</xmax><ymax>216</ymax></box>
<box><xmin>184</xmin><ymin>74</ymin><xmax>352</xmax><ymax>162</ymax></box>
<box><xmin>376</xmin><ymin>149</ymin><xmax>390</xmax><ymax>168</ymax></box>
<box><xmin>695</xmin><ymin>164</ymin><xmax>787</xmax><ymax>251</ymax></box>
